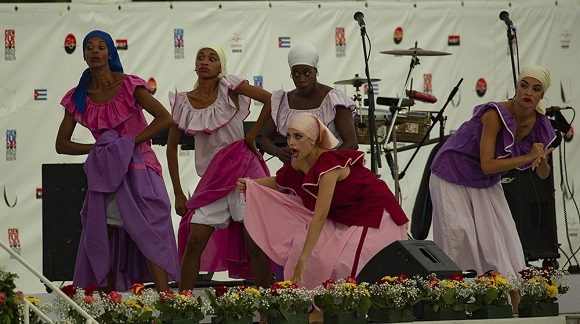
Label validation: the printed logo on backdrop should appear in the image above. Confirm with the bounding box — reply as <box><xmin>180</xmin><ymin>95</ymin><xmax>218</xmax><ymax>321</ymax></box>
<box><xmin>393</xmin><ymin>27</ymin><xmax>403</xmax><ymax>45</ymax></box>
<box><xmin>64</xmin><ymin>33</ymin><xmax>77</xmax><ymax>54</ymax></box>
<box><xmin>364</xmin><ymin>83</ymin><xmax>379</xmax><ymax>96</ymax></box>
<box><xmin>476</xmin><ymin>78</ymin><xmax>487</xmax><ymax>97</ymax></box>
<box><xmin>230</xmin><ymin>33</ymin><xmax>243</xmax><ymax>54</ymax></box>
<box><xmin>8</xmin><ymin>228</ymin><xmax>21</xmax><ymax>257</ymax></box>
<box><xmin>147</xmin><ymin>78</ymin><xmax>157</xmax><ymax>95</ymax></box>
<box><xmin>4</xmin><ymin>185</ymin><xmax>17</xmax><ymax>208</ymax></box>
<box><xmin>34</xmin><ymin>89</ymin><xmax>47</xmax><ymax>101</ymax></box>
<box><xmin>448</xmin><ymin>35</ymin><xmax>460</xmax><ymax>46</ymax></box>
<box><xmin>423</xmin><ymin>74</ymin><xmax>432</xmax><ymax>94</ymax></box>
<box><xmin>335</xmin><ymin>27</ymin><xmax>346</xmax><ymax>57</ymax></box>
<box><xmin>6</xmin><ymin>129</ymin><xmax>16</xmax><ymax>161</ymax></box>
<box><xmin>174</xmin><ymin>28</ymin><xmax>184</xmax><ymax>59</ymax></box>
<box><xmin>36</xmin><ymin>187</ymin><xmax>42</xmax><ymax>199</ymax></box>
<box><xmin>278</xmin><ymin>36</ymin><xmax>291</xmax><ymax>48</ymax></box>
<box><xmin>560</xmin><ymin>29</ymin><xmax>571</xmax><ymax>49</ymax></box>
<box><xmin>253</xmin><ymin>76</ymin><xmax>263</xmax><ymax>105</ymax></box>
<box><xmin>116</xmin><ymin>39</ymin><xmax>128</xmax><ymax>51</ymax></box>
<box><xmin>5</xmin><ymin>29</ymin><xmax>15</xmax><ymax>61</ymax></box>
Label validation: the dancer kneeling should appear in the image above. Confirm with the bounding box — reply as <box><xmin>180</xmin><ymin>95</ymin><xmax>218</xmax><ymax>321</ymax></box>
<box><xmin>237</xmin><ymin>112</ymin><xmax>408</xmax><ymax>289</ymax></box>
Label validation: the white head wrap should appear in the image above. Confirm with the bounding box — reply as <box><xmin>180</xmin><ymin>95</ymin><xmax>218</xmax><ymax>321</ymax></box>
<box><xmin>288</xmin><ymin>43</ymin><xmax>319</xmax><ymax>69</ymax></box>
<box><xmin>288</xmin><ymin>113</ymin><xmax>339</xmax><ymax>149</ymax></box>
<box><xmin>518</xmin><ymin>65</ymin><xmax>551</xmax><ymax>114</ymax></box>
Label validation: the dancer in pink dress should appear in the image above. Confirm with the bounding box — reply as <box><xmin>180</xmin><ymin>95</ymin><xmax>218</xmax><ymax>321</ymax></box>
<box><xmin>237</xmin><ymin>113</ymin><xmax>408</xmax><ymax>289</ymax></box>
<box><xmin>259</xmin><ymin>43</ymin><xmax>358</xmax><ymax>163</ymax></box>
<box><xmin>167</xmin><ymin>44</ymin><xmax>273</xmax><ymax>291</ymax></box>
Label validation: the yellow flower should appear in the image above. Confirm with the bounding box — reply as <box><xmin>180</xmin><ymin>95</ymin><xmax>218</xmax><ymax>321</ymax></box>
<box><xmin>24</xmin><ymin>296</ymin><xmax>40</xmax><ymax>305</ymax></box>
<box><xmin>244</xmin><ymin>287</ymin><xmax>261</xmax><ymax>296</ymax></box>
<box><xmin>380</xmin><ymin>276</ymin><xmax>398</xmax><ymax>283</ymax></box>
<box><xmin>143</xmin><ymin>306</ymin><xmax>153</xmax><ymax>312</ymax></box>
<box><xmin>545</xmin><ymin>284</ymin><xmax>558</xmax><ymax>298</ymax></box>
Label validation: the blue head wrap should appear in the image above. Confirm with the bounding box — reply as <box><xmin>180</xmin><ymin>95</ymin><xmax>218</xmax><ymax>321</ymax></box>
<box><xmin>72</xmin><ymin>30</ymin><xmax>123</xmax><ymax>113</ymax></box>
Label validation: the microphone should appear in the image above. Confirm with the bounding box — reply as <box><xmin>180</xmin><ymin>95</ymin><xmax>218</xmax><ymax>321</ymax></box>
<box><xmin>407</xmin><ymin>90</ymin><xmax>438</xmax><ymax>104</ymax></box>
<box><xmin>545</xmin><ymin>106</ymin><xmax>572</xmax><ymax>117</ymax></box>
<box><xmin>499</xmin><ymin>11</ymin><xmax>513</xmax><ymax>27</ymax></box>
<box><xmin>354</xmin><ymin>12</ymin><xmax>366</xmax><ymax>29</ymax></box>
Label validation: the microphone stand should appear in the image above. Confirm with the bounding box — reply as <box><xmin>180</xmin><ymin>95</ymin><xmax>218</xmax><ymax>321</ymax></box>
<box><xmin>397</xmin><ymin>78</ymin><xmax>463</xmax><ymax>180</ymax></box>
<box><xmin>358</xmin><ymin>25</ymin><xmax>381</xmax><ymax>174</ymax></box>
<box><xmin>505</xmin><ymin>24</ymin><xmax>518</xmax><ymax>90</ymax></box>
<box><xmin>384</xmin><ymin>41</ymin><xmax>420</xmax><ymax>202</ymax></box>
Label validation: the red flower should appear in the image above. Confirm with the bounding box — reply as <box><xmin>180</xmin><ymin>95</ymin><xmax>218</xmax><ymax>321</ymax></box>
<box><xmin>428</xmin><ymin>276</ymin><xmax>439</xmax><ymax>287</ymax></box>
<box><xmin>61</xmin><ymin>284</ymin><xmax>77</xmax><ymax>297</ymax></box>
<box><xmin>83</xmin><ymin>295</ymin><xmax>94</xmax><ymax>303</ymax></box>
<box><xmin>519</xmin><ymin>268</ymin><xmax>533</xmax><ymax>280</ymax></box>
<box><xmin>84</xmin><ymin>284</ymin><xmax>97</xmax><ymax>296</ymax></box>
<box><xmin>180</xmin><ymin>290</ymin><xmax>194</xmax><ymax>297</ymax></box>
<box><xmin>322</xmin><ymin>279</ymin><xmax>335</xmax><ymax>289</ymax></box>
<box><xmin>215</xmin><ymin>286</ymin><xmax>228</xmax><ymax>297</ymax></box>
<box><xmin>0</xmin><ymin>292</ymin><xmax>6</xmax><ymax>304</ymax></box>
<box><xmin>397</xmin><ymin>274</ymin><xmax>409</xmax><ymax>282</ymax></box>
<box><xmin>450</xmin><ymin>273</ymin><xmax>464</xmax><ymax>282</ymax></box>
<box><xmin>108</xmin><ymin>291</ymin><xmax>122</xmax><ymax>304</ymax></box>
<box><xmin>131</xmin><ymin>283</ymin><xmax>145</xmax><ymax>295</ymax></box>
<box><xmin>345</xmin><ymin>276</ymin><xmax>357</xmax><ymax>284</ymax></box>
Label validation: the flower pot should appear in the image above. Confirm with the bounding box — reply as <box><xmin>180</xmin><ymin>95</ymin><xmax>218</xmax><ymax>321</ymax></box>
<box><xmin>267</xmin><ymin>312</ymin><xmax>308</xmax><ymax>324</ymax></box>
<box><xmin>423</xmin><ymin>304</ymin><xmax>466</xmax><ymax>321</ymax></box>
<box><xmin>211</xmin><ymin>316</ymin><xmax>253</xmax><ymax>324</ymax></box>
<box><xmin>519</xmin><ymin>302</ymin><xmax>559</xmax><ymax>317</ymax></box>
<box><xmin>370</xmin><ymin>307</ymin><xmax>414</xmax><ymax>323</ymax></box>
<box><xmin>164</xmin><ymin>320</ymin><xmax>200</xmax><ymax>324</ymax></box>
<box><xmin>470</xmin><ymin>304</ymin><xmax>513</xmax><ymax>319</ymax></box>
<box><xmin>322</xmin><ymin>310</ymin><xmax>366</xmax><ymax>324</ymax></box>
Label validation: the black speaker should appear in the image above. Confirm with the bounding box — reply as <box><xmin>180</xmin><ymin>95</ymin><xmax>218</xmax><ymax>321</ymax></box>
<box><xmin>501</xmin><ymin>157</ymin><xmax>559</xmax><ymax>262</ymax></box>
<box><xmin>356</xmin><ymin>240</ymin><xmax>461</xmax><ymax>284</ymax></box>
<box><xmin>42</xmin><ymin>163</ymin><xmax>87</xmax><ymax>281</ymax></box>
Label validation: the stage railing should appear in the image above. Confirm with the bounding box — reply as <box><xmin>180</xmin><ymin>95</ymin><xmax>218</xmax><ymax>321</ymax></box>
<box><xmin>0</xmin><ymin>240</ymin><xmax>98</xmax><ymax>324</ymax></box>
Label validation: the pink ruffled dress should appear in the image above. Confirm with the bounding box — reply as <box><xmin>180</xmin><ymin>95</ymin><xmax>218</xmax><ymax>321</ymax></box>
<box><xmin>271</xmin><ymin>89</ymin><xmax>356</xmax><ymax>144</ymax></box>
<box><xmin>170</xmin><ymin>75</ymin><xmax>270</xmax><ymax>279</ymax></box>
<box><xmin>244</xmin><ymin>150</ymin><xmax>408</xmax><ymax>289</ymax></box>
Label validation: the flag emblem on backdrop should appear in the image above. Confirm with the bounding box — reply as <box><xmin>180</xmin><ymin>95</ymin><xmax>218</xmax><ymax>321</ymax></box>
<box><xmin>364</xmin><ymin>82</ymin><xmax>379</xmax><ymax>96</ymax></box>
<box><xmin>6</xmin><ymin>129</ymin><xmax>16</xmax><ymax>161</ymax></box>
<box><xmin>8</xmin><ymin>228</ymin><xmax>21</xmax><ymax>256</ymax></box>
<box><xmin>423</xmin><ymin>74</ymin><xmax>433</xmax><ymax>94</ymax></box>
<box><xmin>5</xmin><ymin>29</ymin><xmax>15</xmax><ymax>61</ymax></box>
<box><xmin>116</xmin><ymin>39</ymin><xmax>128</xmax><ymax>50</ymax></box>
<box><xmin>174</xmin><ymin>28</ymin><xmax>184</xmax><ymax>59</ymax></box>
<box><xmin>476</xmin><ymin>78</ymin><xmax>487</xmax><ymax>97</ymax></box>
<box><xmin>64</xmin><ymin>33</ymin><xmax>77</xmax><ymax>54</ymax></box>
<box><xmin>448</xmin><ymin>35</ymin><xmax>460</xmax><ymax>46</ymax></box>
<box><xmin>278</xmin><ymin>36</ymin><xmax>291</xmax><ymax>48</ymax></box>
<box><xmin>560</xmin><ymin>29</ymin><xmax>571</xmax><ymax>49</ymax></box>
<box><xmin>335</xmin><ymin>27</ymin><xmax>346</xmax><ymax>57</ymax></box>
<box><xmin>34</xmin><ymin>89</ymin><xmax>47</xmax><ymax>101</ymax></box>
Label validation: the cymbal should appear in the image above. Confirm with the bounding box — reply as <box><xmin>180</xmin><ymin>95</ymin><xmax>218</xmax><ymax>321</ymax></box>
<box><xmin>334</xmin><ymin>76</ymin><xmax>381</xmax><ymax>87</ymax></box>
<box><xmin>380</xmin><ymin>47</ymin><xmax>451</xmax><ymax>56</ymax></box>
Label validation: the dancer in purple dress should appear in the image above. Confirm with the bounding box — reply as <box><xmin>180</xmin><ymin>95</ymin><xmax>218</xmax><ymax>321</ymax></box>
<box><xmin>56</xmin><ymin>30</ymin><xmax>179</xmax><ymax>292</ymax></box>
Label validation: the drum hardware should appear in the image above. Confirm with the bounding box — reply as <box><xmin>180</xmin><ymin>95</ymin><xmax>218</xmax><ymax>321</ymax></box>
<box><xmin>381</xmin><ymin>41</ymin><xmax>452</xmax><ymax>202</ymax></box>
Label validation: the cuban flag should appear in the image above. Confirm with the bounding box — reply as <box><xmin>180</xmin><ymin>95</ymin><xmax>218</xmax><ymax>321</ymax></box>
<box><xmin>278</xmin><ymin>36</ymin><xmax>291</xmax><ymax>48</ymax></box>
<box><xmin>34</xmin><ymin>89</ymin><xmax>47</xmax><ymax>101</ymax></box>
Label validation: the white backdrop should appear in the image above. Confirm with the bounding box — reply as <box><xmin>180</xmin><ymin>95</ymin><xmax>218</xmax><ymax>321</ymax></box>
<box><xmin>1</xmin><ymin>0</ymin><xmax>580</xmax><ymax>293</ymax></box>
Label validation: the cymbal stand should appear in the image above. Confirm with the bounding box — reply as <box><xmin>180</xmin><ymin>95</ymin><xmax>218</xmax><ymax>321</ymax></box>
<box><xmin>384</xmin><ymin>42</ymin><xmax>420</xmax><ymax>202</ymax></box>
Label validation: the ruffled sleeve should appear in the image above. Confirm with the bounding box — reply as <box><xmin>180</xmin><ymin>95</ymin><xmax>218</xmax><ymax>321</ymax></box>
<box><xmin>325</xmin><ymin>89</ymin><xmax>357</xmax><ymax>117</ymax></box>
<box><xmin>302</xmin><ymin>150</ymin><xmax>365</xmax><ymax>194</ymax></box>
<box><xmin>473</xmin><ymin>102</ymin><xmax>516</xmax><ymax>159</ymax></box>
<box><xmin>169</xmin><ymin>75</ymin><xmax>250</xmax><ymax>136</ymax></box>
<box><xmin>60</xmin><ymin>74</ymin><xmax>150</xmax><ymax>132</ymax></box>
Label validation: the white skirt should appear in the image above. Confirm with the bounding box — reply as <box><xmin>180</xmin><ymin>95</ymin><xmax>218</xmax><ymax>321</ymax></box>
<box><xmin>429</xmin><ymin>174</ymin><xmax>525</xmax><ymax>279</ymax></box>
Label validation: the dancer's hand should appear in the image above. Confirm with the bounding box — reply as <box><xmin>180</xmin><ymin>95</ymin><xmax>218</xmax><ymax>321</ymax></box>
<box><xmin>291</xmin><ymin>260</ymin><xmax>305</xmax><ymax>287</ymax></box>
<box><xmin>236</xmin><ymin>178</ymin><xmax>247</xmax><ymax>192</ymax></box>
<box><xmin>531</xmin><ymin>147</ymin><xmax>554</xmax><ymax>170</ymax></box>
<box><xmin>174</xmin><ymin>192</ymin><xmax>187</xmax><ymax>217</ymax></box>
<box><xmin>276</xmin><ymin>147</ymin><xmax>293</xmax><ymax>164</ymax></box>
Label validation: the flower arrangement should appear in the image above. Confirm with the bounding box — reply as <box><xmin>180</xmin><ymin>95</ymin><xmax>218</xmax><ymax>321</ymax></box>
<box><xmin>205</xmin><ymin>285</ymin><xmax>261</xmax><ymax>323</ymax></box>
<box><xmin>313</xmin><ymin>277</ymin><xmax>371</xmax><ymax>319</ymax></box>
<box><xmin>515</xmin><ymin>267</ymin><xmax>569</xmax><ymax>305</ymax></box>
<box><xmin>369</xmin><ymin>274</ymin><xmax>420</xmax><ymax>311</ymax></box>
<box><xmin>0</xmin><ymin>267</ymin><xmax>20</xmax><ymax>324</ymax></box>
<box><xmin>155</xmin><ymin>288</ymin><xmax>206</xmax><ymax>322</ymax></box>
<box><xmin>258</xmin><ymin>280</ymin><xmax>313</xmax><ymax>322</ymax></box>
<box><xmin>469</xmin><ymin>272</ymin><xmax>512</xmax><ymax>306</ymax></box>
<box><xmin>418</xmin><ymin>274</ymin><xmax>472</xmax><ymax>314</ymax></box>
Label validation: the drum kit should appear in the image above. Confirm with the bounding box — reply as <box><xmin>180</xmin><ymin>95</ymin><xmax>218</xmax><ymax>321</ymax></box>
<box><xmin>334</xmin><ymin>44</ymin><xmax>452</xmax><ymax>200</ymax></box>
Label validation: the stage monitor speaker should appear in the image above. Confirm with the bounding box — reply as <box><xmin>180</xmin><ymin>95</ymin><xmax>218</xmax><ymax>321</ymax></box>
<box><xmin>501</xmin><ymin>156</ymin><xmax>559</xmax><ymax>262</ymax></box>
<box><xmin>42</xmin><ymin>163</ymin><xmax>87</xmax><ymax>281</ymax></box>
<box><xmin>356</xmin><ymin>240</ymin><xmax>461</xmax><ymax>284</ymax></box>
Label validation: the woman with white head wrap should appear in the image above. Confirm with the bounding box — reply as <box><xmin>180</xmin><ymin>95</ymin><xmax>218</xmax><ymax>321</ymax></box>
<box><xmin>429</xmin><ymin>65</ymin><xmax>557</xmax><ymax>313</ymax></box>
<box><xmin>166</xmin><ymin>43</ymin><xmax>274</xmax><ymax>292</ymax></box>
<box><xmin>236</xmin><ymin>113</ymin><xmax>408</xmax><ymax>290</ymax></box>
<box><xmin>259</xmin><ymin>43</ymin><xmax>358</xmax><ymax>163</ymax></box>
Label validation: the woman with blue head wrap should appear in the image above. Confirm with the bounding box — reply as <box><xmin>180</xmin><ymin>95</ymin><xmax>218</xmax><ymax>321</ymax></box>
<box><xmin>56</xmin><ymin>30</ymin><xmax>179</xmax><ymax>292</ymax></box>
<box><xmin>166</xmin><ymin>43</ymin><xmax>274</xmax><ymax>293</ymax></box>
